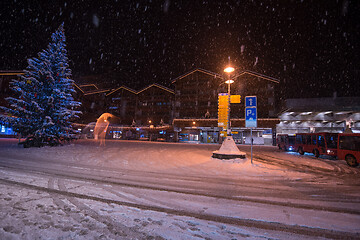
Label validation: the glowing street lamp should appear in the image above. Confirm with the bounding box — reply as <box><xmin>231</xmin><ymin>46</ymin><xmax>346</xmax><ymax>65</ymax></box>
<box><xmin>212</xmin><ymin>63</ymin><xmax>246</xmax><ymax>160</ymax></box>
<box><xmin>224</xmin><ymin>66</ymin><xmax>235</xmax><ymax>134</ymax></box>
<box><xmin>224</xmin><ymin>66</ymin><xmax>235</xmax><ymax>73</ymax></box>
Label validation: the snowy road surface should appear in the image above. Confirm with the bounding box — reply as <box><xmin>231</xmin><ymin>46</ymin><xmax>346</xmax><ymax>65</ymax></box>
<box><xmin>0</xmin><ymin>138</ymin><xmax>359</xmax><ymax>239</ymax></box>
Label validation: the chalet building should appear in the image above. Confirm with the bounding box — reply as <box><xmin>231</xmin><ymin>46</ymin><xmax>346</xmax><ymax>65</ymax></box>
<box><xmin>136</xmin><ymin>84</ymin><xmax>174</xmax><ymax>125</ymax></box>
<box><xmin>105</xmin><ymin>86</ymin><xmax>137</xmax><ymax>125</ymax></box>
<box><xmin>73</xmin><ymin>83</ymin><xmax>110</xmax><ymax>124</ymax></box>
<box><xmin>277</xmin><ymin>97</ymin><xmax>360</xmax><ymax>134</ymax></box>
<box><xmin>171</xmin><ymin>68</ymin><xmax>280</xmax><ymax>144</ymax></box>
<box><xmin>106</xmin><ymin>83</ymin><xmax>174</xmax><ymax>126</ymax></box>
<box><xmin>103</xmin><ymin>83</ymin><xmax>174</xmax><ymax>141</ymax></box>
<box><xmin>172</xmin><ymin>69</ymin><xmax>223</xmax><ymax>119</ymax></box>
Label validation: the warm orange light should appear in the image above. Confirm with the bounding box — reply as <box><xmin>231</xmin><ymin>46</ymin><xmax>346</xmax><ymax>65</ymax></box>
<box><xmin>149</xmin><ymin>120</ymin><xmax>152</xmax><ymax>123</ymax></box>
<box><xmin>225</xmin><ymin>79</ymin><xmax>234</xmax><ymax>84</ymax></box>
<box><xmin>224</xmin><ymin>67</ymin><xmax>235</xmax><ymax>73</ymax></box>
<box><xmin>192</xmin><ymin>121</ymin><xmax>196</xmax><ymax>125</ymax></box>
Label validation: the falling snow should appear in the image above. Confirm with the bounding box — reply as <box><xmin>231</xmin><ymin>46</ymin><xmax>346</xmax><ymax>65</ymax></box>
<box><xmin>92</xmin><ymin>14</ymin><xmax>99</xmax><ymax>27</ymax></box>
<box><xmin>0</xmin><ymin>1</ymin><xmax>359</xmax><ymax>98</ymax></box>
<box><xmin>254</xmin><ymin>57</ymin><xmax>258</xmax><ymax>66</ymax></box>
<box><xmin>240</xmin><ymin>45</ymin><xmax>245</xmax><ymax>54</ymax></box>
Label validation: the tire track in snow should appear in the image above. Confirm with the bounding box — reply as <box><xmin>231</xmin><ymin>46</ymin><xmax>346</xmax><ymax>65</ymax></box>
<box><xmin>1</xmin><ymin>161</ymin><xmax>360</xmax><ymax>215</ymax></box>
<box><xmin>0</xmin><ymin>153</ymin><xmax>313</xmax><ymax>191</ymax></box>
<box><xmin>47</xmin><ymin>178</ymin><xmax>113</xmax><ymax>236</ymax></box>
<box><xmin>0</xmin><ymin>157</ymin><xmax>305</xmax><ymax>200</ymax></box>
<box><xmin>1</xmin><ymin>177</ymin><xmax>359</xmax><ymax>240</ymax></box>
<box><xmin>262</xmin><ymin>151</ymin><xmax>360</xmax><ymax>176</ymax></box>
<box><xmin>56</xmin><ymin>179</ymin><xmax>148</xmax><ymax>239</ymax></box>
<box><xmin>254</xmin><ymin>153</ymin><xmax>359</xmax><ymax>179</ymax></box>
<box><xmin>102</xmin><ymin>184</ymin><xmax>183</xmax><ymax>211</ymax></box>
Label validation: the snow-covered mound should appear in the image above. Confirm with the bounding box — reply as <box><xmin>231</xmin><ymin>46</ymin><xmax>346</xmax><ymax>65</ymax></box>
<box><xmin>212</xmin><ymin>136</ymin><xmax>246</xmax><ymax>159</ymax></box>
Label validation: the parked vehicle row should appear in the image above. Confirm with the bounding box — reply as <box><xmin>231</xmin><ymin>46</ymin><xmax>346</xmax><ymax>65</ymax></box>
<box><xmin>276</xmin><ymin>133</ymin><xmax>360</xmax><ymax>167</ymax></box>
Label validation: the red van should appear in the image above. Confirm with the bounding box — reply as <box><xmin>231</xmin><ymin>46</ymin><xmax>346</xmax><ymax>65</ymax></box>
<box><xmin>338</xmin><ymin>133</ymin><xmax>360</xmax><ymax>167</ymax></box>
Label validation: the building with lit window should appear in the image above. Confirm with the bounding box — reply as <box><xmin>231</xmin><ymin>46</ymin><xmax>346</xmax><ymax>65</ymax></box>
<box><xmin>171</xmin><ymin>68</ymin><xmax>280</xmax><ymax>144</ymax></box>
<box><xmin>135</xmin><ymin>84</ymin><xmax>174</xmax><ymax>126</ymax></box>
<box><xmin>106</xmin><ymin>83</ymin><xmax>174</xmax><ymax>126</ymax></box>
<box><xmin>73</xmin><ymin>83</ymin><xmax>110</xmax><ymax>124</ymax></box>
<box><xmin>104</xmin><ymin>83</ymin><xmax>175</xmax><ymax>140</ymax></box>
<box><xmin>105</xmin><ymin>86</ymin><xmax>137</xmax><ymax>125</ymax></box>
<box><xmin>1</xmin><ymin>68</ymin><xmax>280</xmax><ymax>144</ymax></box>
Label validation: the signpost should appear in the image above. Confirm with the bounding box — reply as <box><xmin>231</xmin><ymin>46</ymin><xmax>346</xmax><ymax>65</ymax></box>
<box><xmin>230</xmin><ymin>95</ymin><xmax>241</xmax><ymax>104</ymax></box>
<box><xmin>245</xmin><ymin>96</ymin><xmax>257</xmax><ymax>163</ymax></box>
<box><xmin>218</xmin><ymin>93</ymin><xmax>229</xmax><ymax>136</ymax></box>
<box><xmin>245</xmin><ymin>96</ymin><xmax>256</xmax><ymax>108</ymax></box>
<box><xmin>245</xmin><ymin>107</ymin><xmax>257</xmax><ymax>128</ymax></box>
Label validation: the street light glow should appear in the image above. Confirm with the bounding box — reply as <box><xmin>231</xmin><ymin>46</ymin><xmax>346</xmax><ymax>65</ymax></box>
<box><xmin>224</xmin><ymin>67</ymin><xmax>235</xmax><ymax>73</ymax></box>
<box><xmin>225</xmin><ymin>79</ymin><xmax>234</xmax><ymax>84</ymax></box>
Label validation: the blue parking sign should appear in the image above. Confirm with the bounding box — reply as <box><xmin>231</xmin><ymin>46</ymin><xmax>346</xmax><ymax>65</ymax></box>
<box><xmin>245</xmin><ymin>96</ymin><xmax>257</xmax><ymax>107</ymax></box>
<box><xmin>245</xmin><ymin>107</ymin><xmax>257</xmax><ymax>127</ymax></box>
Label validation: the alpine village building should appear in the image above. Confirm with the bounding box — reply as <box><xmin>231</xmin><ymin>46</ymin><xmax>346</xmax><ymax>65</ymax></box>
<box><xmin>171</xmin><ymin>69</ymin><xmax>279</xmax><ymax>145</ymax></box>
<box><xmin>1</xmin><ymin>68</ymin><xmax>283</xmax><ymax>144</ymax></box>
<box><xmin>2</xmin><ymin>69</ymin><xmax>359</xmax><ymax>143</ymax></box>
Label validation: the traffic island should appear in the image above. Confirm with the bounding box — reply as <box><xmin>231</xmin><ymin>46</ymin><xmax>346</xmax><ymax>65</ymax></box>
<box><xmin>212</xmin><ymin>136</ymin><xmax>246</xmax><ymax>159</ymax></box>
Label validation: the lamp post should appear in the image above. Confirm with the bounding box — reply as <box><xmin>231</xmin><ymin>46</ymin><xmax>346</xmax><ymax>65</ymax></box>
<box><xmin>224</xmin><ymin>66</ymin><xmax>235</xmax><ymax>135</ymax></box>
<box><xmin>212</xmin><ymin>65</ymin><xmax>246</xmax><ymax>159</ymax></box>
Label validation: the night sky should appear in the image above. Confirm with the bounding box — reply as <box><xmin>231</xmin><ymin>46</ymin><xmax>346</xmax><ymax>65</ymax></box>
<box><xmin>1</xmin><ymin>0</ymin><xmax>359</xmax><ymax>99</ymax></box>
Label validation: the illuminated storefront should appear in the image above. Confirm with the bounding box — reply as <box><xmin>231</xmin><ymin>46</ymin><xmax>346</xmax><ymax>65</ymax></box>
<box><xmin>173</xmin><ymin>119</ymin><xmax>278</xmax><ymax>145</ymax></box>
<box><xmin>277</xmin><ymin>97</ymin><xmax>360</xmax><ymax>134</ymax></box>
<box><xmin>0</xmin><ymin>124</ymin><xmax>14</xmax><ymax>136</ymax></box>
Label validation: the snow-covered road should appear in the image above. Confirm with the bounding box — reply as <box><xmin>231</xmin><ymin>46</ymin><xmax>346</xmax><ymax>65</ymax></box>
<box><xmin>0</xmin><ymin>139</ymin><xmax>359</xmax><ymax>239</ymax></box>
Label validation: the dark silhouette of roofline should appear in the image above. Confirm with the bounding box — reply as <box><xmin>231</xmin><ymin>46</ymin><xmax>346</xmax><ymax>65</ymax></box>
<box><xmin>106</xmin><ymin>83</ymin><xmax>174</xmax><ymax>96</ymax></box>
<box><xmin>171</xmin><ymin>68</ymin><xmax>280</xmax><ymax>84</ymax></box>
<box><xmin>137</xmin><ymin>83</ymin><xmax>174</xmax><ymax>95</ymax></box>
<box><xmin>106</xmin><ymin>85</ymin><xmax>137</xmax><ymax>96</ymax></box>
<box><xmin>171</xmin><ymin>68</ymin><xmax>223</xmax><ymax>83</ymax></box>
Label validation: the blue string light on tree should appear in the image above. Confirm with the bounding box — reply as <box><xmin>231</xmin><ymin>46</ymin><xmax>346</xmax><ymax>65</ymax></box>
<box><xmin>0</xmin><ymin>23</ymin><xmax>82</xmax><ymax>142</ymax></box>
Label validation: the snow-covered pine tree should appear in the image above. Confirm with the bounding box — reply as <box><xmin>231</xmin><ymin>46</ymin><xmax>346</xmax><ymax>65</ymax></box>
<box><xmin>0</xmin><ymin>23</ymin><xmax>81</xmax><ymax>140</ymax></box>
